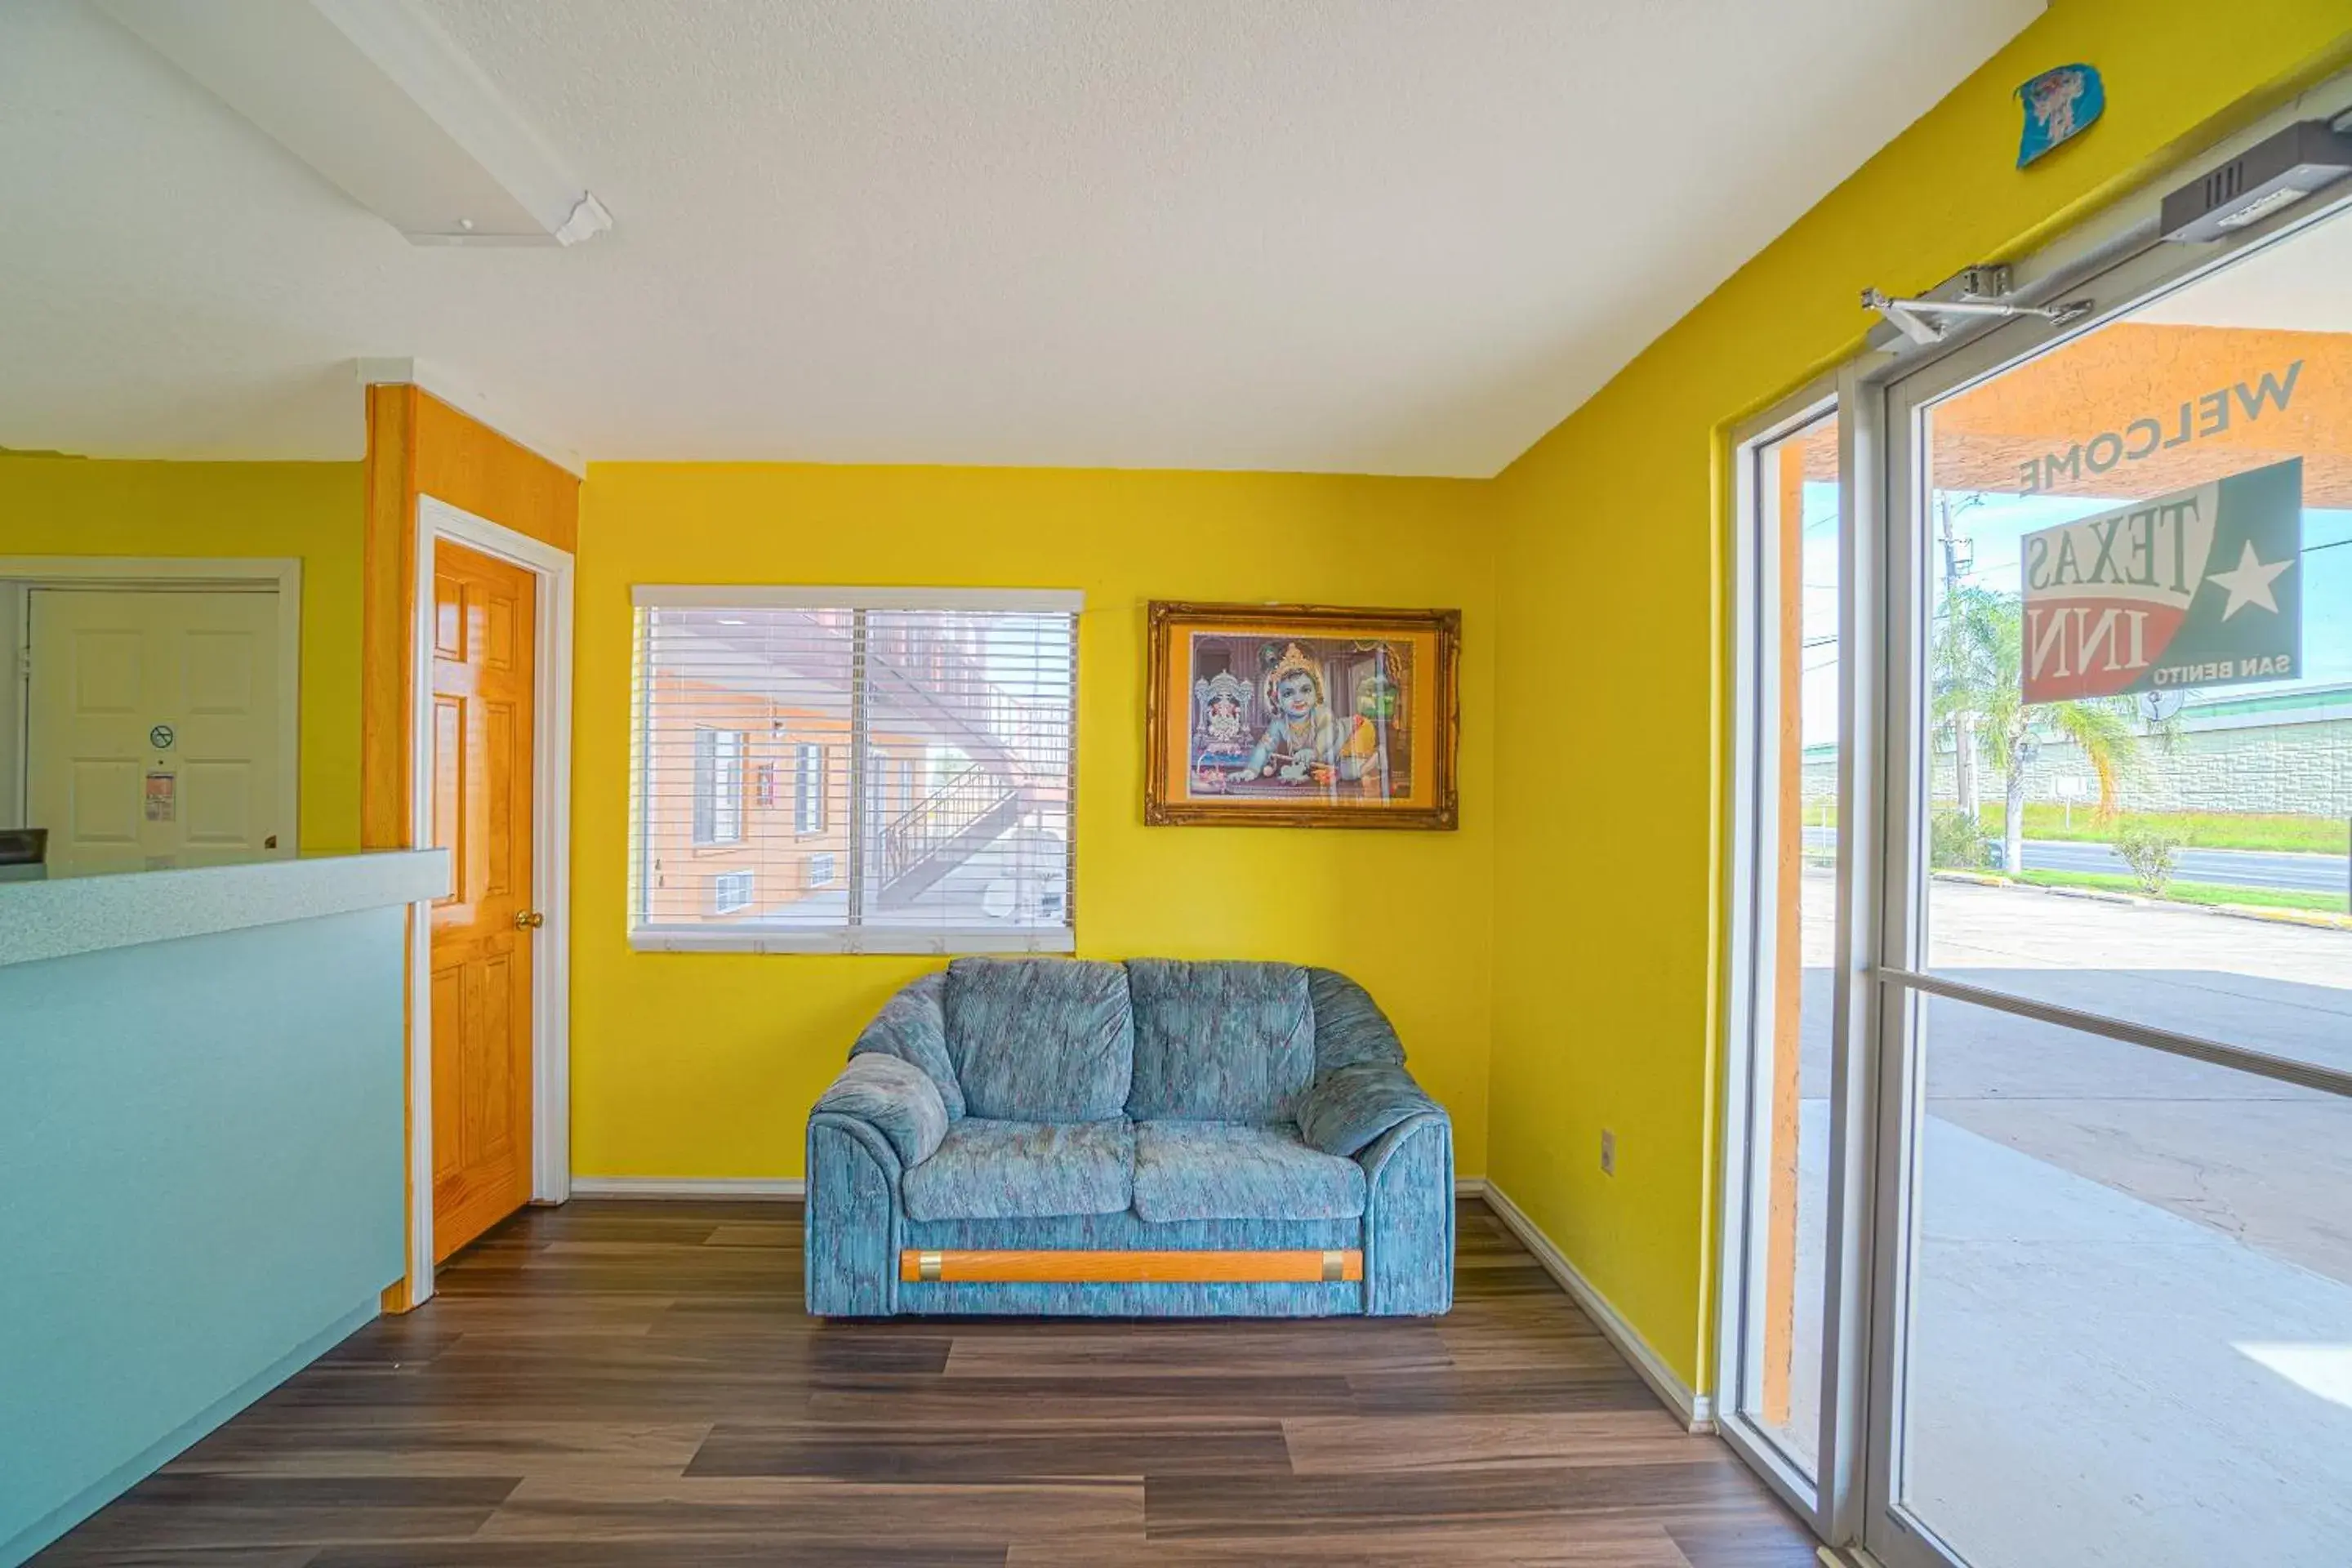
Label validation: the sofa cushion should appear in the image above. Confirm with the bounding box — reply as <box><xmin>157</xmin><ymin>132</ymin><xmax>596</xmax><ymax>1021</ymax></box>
<box><xmin>1298</xmin><ymin>1063</ymin><xmax>1442</xmax><ymax>1159</ymax></box>
<box><xmin>945</xmin><ymin>958</ymin><xmax>1134</xmax><ymax>1121</ymax></box>
<box><xmin>849</xmin><ymin>970</ymin><xmax>964</xmax><ymax>1120</ymax></box>
<box><xmin>813</xmin><ymin>1053</ymin><xmax>949</xmax><ymax>1168</ymax></box>
<box><xmin>900</xmin><ymin>1118</ymin><xmax>1135</xmax><ymax>1223</ymax></box>
<box><xmin>1131</xmin><ymin>1120</ymin><xmax>1366</xmax><ymax>1223</ymax></box>
<box><xmin>1125</xmin><ymin>960</ymin><xmax>1314</xmax><ymax>1122</ymax></box>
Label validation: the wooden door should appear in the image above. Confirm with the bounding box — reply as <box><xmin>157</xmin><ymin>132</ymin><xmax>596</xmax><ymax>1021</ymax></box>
<box><xmin>429</xmin><ymin>541</ymin><xmax>537</xmax><ymax>1261</ymax></box>
<box><xmin>27</xmin><ymin>588</ymin><xmax>285</xmax><ymax>877</ymax></box>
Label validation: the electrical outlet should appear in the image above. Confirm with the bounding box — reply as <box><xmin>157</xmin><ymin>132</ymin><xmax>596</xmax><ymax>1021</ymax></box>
<box><xmin>1600</xmin><ymin>1129</ymin><xmax>1616</xmax><ymax>1176</ymax></box>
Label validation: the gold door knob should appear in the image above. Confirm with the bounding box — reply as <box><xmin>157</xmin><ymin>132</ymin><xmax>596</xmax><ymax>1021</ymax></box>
<box><xmin>514</xmin><ymin>910</ymin><xmax>546</xmax><ymax>930</ymax></box>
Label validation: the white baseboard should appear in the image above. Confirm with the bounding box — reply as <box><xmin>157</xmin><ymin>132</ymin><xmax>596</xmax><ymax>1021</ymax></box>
<box><xmin>1476</xmin><ymin>1178</ymin><xmax>1714</xmax><ymax>1433</ymax></box>
<box><xmin>568</xmin><ymin>1177</ymin><xmax>805</xmax><ymax>1200</ymax></box>
<box><xmin>1454</xmin><ymin>1176</ymin><xmax>1487</xmax><ymax>1198</ymax></box>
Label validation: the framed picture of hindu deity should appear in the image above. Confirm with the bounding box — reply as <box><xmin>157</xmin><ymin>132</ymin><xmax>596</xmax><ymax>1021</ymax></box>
<box><xmin>1144</xmin><ymin>601</ymin><xmax>1460</xmax><ymax>829</ymax></box>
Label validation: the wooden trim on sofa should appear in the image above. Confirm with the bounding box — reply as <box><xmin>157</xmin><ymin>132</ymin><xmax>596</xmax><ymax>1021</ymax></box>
<box><xmin>898</xmin><ymin>1248</ymin><xmax>1364</xmax><ymax>1284</ymax></box>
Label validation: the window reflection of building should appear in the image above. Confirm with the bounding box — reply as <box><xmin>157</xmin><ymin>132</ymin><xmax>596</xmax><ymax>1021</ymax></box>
<box><xmin>641</xmin><ymin>606</ymin><xmax>1073</xmax><ymax>926</ymax></box>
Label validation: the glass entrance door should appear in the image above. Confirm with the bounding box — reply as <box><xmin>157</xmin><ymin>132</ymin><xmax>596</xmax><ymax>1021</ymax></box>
<box><xmin>1865</xmin><ymin>200</ymin><xmax>2352</xmax><ymax>1568</ymax></box>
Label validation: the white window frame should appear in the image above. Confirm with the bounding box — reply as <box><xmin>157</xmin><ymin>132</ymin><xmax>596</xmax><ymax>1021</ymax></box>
<box><xmin>710</xmin><ymin>866</ymin><xmax>755</xmax><ymax>915</ymax></box>
<box><xmin>1718</xmin><ymin>383</ymin><xmax>1868</xmax><ymax>1548</ymax></box>
<box><xmin>630</xmin><ymin>584</ymin><xmax>1082</xmax><ymax>956</ymax></box>
<box><xmin>692</xmin><ymin>727</ymin><xmax>746</xmax><ymax>846</ymax></box>
<box><xmin>792</xmin><ymin>742</ymin><xmax>826</xmax><ymax>835</ymax></box>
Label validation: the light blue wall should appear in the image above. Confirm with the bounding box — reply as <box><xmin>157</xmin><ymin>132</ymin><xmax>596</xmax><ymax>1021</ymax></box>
<box><xmin>0</xmin><ymin>906</ymin><xmax>406</xmax><ymax>1566</ymax></box>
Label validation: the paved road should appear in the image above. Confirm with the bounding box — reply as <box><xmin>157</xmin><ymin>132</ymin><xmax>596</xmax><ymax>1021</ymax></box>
<box><xmin>2020</xmin><ymin>837</ymin><xmax>2349</xmax><ymax>894</ymax></box>
<box><xmin>1803</xmin><ymin>826</ymin><xmax>2349</xmax><ymax>895</ymax></box>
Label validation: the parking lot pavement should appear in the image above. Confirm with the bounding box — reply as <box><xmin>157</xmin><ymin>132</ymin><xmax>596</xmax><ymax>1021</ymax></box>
<box><xmin>1797</xmin><ymin>873</ymin><xmax>2352</xmax><ymax>1282</ymax></box>
<box><xmin>1921</xmin><ymin>876</ymin><xmax>2352</xmax><ymax>1074</ymax></box>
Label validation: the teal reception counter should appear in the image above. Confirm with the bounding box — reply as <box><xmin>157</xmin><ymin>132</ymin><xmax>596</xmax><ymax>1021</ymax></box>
<box><xmin>0</xmin><ymin>851</ymin><xmax>448</xmax><ymax>1566</ymax></box>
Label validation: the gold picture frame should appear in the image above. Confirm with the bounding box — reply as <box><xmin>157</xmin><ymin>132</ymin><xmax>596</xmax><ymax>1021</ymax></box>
<box><xmin>1144</xmin><ymin>601</ymin><xmax>1460</xmax><ymax>830</ymax></box>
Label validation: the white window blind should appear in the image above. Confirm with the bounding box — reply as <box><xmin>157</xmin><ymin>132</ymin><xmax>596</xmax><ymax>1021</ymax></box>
<box><xmin>631</xmin><ymin>587</ymin><xmax>1080</xmax><ymax>954</ymax></box>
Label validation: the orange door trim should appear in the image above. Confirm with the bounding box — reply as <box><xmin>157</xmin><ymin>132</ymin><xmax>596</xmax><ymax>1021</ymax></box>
<box><xmin>363</xmin><ymin>383</ymin><xmax>578</xmax><ymax>1312</ymax></box>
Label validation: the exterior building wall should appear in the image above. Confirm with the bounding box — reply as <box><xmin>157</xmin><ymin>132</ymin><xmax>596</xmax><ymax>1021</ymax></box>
<box><xmin>2024</xmin><ymin>715</ymin><xmax>2352</xmax><ymax>818</ymax></box>
<box><xmin>642</xmin><ymin>669</ymin><xmax>932</xmax><ymax>924</ymax></box>
<box><xmin>1833</xmin><ymin>706</ymin><xmax>2352</xmax><ymax>821</ymax></box>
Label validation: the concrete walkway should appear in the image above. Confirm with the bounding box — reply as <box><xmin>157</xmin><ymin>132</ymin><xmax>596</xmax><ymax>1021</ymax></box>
<box><xmin>1768</xmin><ymin>876</ymin><xmax>2352</xmax><ymax>1565</ymax></box>
<box><xmin>1904</xmin><ymin>1115</ymin><xmax>2352</xmax><ymax>1567</ymax></box>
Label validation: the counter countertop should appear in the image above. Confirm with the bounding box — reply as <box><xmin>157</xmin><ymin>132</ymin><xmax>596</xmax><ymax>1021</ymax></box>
<box><xmin>0</xmin><ymin>851</ymin><xmax>451</xmax><ymax>968</ymax></box>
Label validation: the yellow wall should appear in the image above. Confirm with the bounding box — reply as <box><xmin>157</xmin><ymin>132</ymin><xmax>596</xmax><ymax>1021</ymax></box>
<box><xmin>12</xmin><ymin>0</ymin><xmax>2350</xmax><ymax>1385</ymax></box>
<box><xmin>0</xmin><ymin>455</ymin><xmax>367</xmax><ymax>852</ymax></box>
<box><xmin>1486</xmin><ymin>0</ymin><xmax>2352</xmax><ymax>1390</ymax></box>
<box><xmin>573</xmin><ymin>463</ymin><xmax>1495</xmax><ymax>1181</ymax></box>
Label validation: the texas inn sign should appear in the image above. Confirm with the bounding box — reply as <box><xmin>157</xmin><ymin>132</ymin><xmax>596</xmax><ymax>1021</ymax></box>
<box><xmin>2020</xmin><ymin>457</ymin><xmax>2303</xmax><ymax>703</ymax></box>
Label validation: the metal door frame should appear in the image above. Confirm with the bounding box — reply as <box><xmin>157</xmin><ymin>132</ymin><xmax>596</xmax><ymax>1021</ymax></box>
<box><xmin>1850</xmin><ymin>87</ymin><xmax>2352</xmax><ymax>1568</ymax></box>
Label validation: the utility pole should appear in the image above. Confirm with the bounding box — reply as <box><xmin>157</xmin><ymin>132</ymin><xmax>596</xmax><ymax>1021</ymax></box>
<box><xmin>1938</xmin><ymin>493</ymin><xmax>1980</xmax><ymax>821</ymax></box>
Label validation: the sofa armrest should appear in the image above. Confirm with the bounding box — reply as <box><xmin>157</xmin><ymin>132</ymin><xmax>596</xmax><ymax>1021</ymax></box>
<box><xmin>1358</xmin><ymin>1109</ymin><xmax>1453</xmax><ymax>1316</ymax></box>
<box><xmin>805</xmin><ymin>1111</ymin><xmax>905</xmax><ymax>1316</ymax></box>
<box><xmin>813</xmin><ymin>1053</ymin><xmax>948</xmax><ymax>1169</ymax></box>
<box><xmin>1298</xmin><ymin>1063</ymin><xmax>1442</xmax><ymax>1158</ymax></box>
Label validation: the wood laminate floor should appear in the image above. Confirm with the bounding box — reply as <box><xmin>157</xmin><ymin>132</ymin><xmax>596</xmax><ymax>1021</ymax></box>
<box><xmin>36</xmin><ymin>1199</ymin><xmax>1820</xmax><ymax>1566</ymax></box>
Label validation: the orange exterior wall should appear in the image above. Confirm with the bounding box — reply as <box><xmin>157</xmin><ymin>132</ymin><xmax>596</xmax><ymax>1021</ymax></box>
<box><xmin>638</xmin><ymin>670</ymin><xmax>933</xmax><ymax>924</ymax></box>
<box><xmin>1932</xmin><ymin>323</ymin><xmax>2352</xmax><ymax>505</ymax></box>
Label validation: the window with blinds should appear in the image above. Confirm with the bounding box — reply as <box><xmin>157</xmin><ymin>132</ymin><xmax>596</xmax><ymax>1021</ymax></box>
<box><xmin>630</xmin><ymin>586</ymin><xmax>1080</xmax><ymax>953</ymax></box>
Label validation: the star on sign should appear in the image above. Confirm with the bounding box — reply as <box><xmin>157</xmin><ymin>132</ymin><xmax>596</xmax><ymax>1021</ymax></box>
<box><xmin>2207</xmin><ymin>539</ymin><xmax>2292</xmax><ymax>620</ymax></box>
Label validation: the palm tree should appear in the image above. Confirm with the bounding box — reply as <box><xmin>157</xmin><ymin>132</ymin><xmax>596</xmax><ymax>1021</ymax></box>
<box><xmin>1931</xmin><ymin>584</ymin><xmax>2149</xmax><ymax>875</ymax></box>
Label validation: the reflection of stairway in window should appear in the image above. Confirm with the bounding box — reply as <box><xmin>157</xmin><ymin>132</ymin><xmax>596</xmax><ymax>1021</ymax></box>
<box><xmin>876</xmin><ymin>762</ymin><xmax>1027</xmax><ymax>906</ymax></box>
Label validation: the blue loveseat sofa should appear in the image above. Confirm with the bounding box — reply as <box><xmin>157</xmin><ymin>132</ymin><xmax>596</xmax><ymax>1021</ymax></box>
<box><xmin>804</xmin><ymin>957</ymin><xmax>1453</xmax><ymax>1317</ymax></box>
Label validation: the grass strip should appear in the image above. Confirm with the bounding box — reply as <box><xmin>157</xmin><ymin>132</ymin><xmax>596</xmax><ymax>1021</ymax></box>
<box><xmin>2016</xmin><ymin>868</ymin><xmax>2348</xmax><ymax>915</ymax></box>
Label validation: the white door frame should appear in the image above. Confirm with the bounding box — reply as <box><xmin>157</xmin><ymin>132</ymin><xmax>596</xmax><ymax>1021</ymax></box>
<box><xmin>402</xmin><ymin>496</ymin><xmax>573</xmax><ymax>1304</ymax></box>
<box><xmin>0</xmin><ymin>556</ymin><xmax>302</xmax><ymax>845</ymax></box>
<box><xmin>1715</xmin><ymin>380</ymin><xmax>1873</xmax><ymax>1548</ymax></box>
<box><xmin>1838</xmin><ymin>83</ymin><xmax>2352</xmax><ymax>1568</ymax></box>
<box><xmin>1697</xmin><ymin>61</ymin><xmax>2352</xmax><ymax>1568</ymax></box>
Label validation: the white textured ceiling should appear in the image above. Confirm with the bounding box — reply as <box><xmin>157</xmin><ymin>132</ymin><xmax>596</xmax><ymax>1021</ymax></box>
<box><xmin>0</xmin><ymin>0</ymin><xmax>2043</xmax><ymax>474</ymax></box>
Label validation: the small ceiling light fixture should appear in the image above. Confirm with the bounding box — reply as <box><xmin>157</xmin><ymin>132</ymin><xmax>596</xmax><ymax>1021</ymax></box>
<box><xmin>1860</xmin><ymin>265</ymin><xmax>2091</xmax><ymax>347</ymax></box>
<box><xmin>99</xmin><ymin>0</ymin><xmax>612</xmax><ymax>247</ymax></box>
<box><xmin>2159</xmin><ymin>119</ymin><xmax>2352</xmax><ymax>243</ymax></box>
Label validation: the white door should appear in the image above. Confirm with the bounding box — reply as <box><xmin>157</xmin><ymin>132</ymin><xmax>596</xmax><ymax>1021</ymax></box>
<box><xmin>25</xmin><ymin>588</ymin><xmax>287</xmax><ymax>877</ymax></box>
